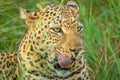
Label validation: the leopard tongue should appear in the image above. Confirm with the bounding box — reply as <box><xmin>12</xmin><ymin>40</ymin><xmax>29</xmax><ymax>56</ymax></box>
<box><xmin>57</xmin><ymin>54</ymin><xmax>73</xmax><ymax>68</ymax></box>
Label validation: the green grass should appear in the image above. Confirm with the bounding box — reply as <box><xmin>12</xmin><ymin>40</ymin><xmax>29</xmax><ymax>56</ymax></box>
<box><xmin>0</xmin><ymin>0</ymin><xmax>120</xmax><ymax>80</ymax></box>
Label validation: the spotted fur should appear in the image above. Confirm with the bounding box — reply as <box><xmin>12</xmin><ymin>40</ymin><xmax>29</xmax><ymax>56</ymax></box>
<box><xmin>0</xmin><ymin>1</ymin><xmax>90</xmax><ymax>80</ymax></box>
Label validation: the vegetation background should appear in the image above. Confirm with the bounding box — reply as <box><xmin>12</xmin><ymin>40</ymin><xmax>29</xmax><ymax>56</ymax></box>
<box><xmin>0</xmin><ymin>0</ymin><xmax>120</xmax><ymax>80</ymax></box>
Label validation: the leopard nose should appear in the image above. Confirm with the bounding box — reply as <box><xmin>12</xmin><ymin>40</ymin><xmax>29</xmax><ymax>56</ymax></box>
<box><xmin>69</xmin><ymin>48</ymin><xmax>81</xmax><ymax>54</ymax></box>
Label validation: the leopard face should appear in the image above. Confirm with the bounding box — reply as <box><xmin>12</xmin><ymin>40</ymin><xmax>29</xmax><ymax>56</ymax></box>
<box><xmin>19</xmin><ymin>1</ymin><xmax>90</xmax><ymax>80</ymax></box>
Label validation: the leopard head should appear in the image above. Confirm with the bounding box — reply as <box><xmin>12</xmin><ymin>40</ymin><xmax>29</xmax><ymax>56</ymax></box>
<box><xmin>20</xmin><ymin>1</ymin><xmax>84</xmax><ymax>78</ymax></box>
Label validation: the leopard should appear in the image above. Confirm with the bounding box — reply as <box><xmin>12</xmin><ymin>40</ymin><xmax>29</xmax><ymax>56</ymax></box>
<box><xmin>0</xmin><ymin>1</ymin><xmax>90</xmax><ymax>80</ymax></box>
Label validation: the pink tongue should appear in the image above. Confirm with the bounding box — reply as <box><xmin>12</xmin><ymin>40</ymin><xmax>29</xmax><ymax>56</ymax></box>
<box><xmin>58</xmin><ymin>54</ymin><xmax>73</xmax><ymax>68</ymax></box>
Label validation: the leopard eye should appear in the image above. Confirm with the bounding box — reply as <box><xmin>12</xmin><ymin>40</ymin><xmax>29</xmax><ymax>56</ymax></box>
<box><xmin>51</xmin><ymin>27</ymin><xmax>62</xmax><ymax>33</ymax></box>
<box><xmin>77</xmin><ymin>24</ymin><xmax>83</xmax><ymax>32</ymax></box>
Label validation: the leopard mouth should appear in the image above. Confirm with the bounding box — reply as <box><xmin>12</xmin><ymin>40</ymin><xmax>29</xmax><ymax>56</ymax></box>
<box><xmin>54</xmin><ymin>63</ymin><xmax>71</xmax><ymax>77</ymax></box>
<box><xmin>53</xmin><ymin>53</ymin><xmax>75</xmax><ymax>77</ymax></box>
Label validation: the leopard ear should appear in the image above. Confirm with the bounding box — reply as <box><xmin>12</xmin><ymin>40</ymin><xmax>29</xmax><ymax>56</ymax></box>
<box><xmin>20</xmin><ymin>8</ymin><xmax>40</xmax><ymax>27</ymax></box>
<box><xmin>20</xmin><ymin>8</ymin><xmax>40</xmax><ymax>19</ymax></box>
<box><xmin>66</xmin><ymin>1</ymin><xmax>79</xmax><ymax>13</ymax></box>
